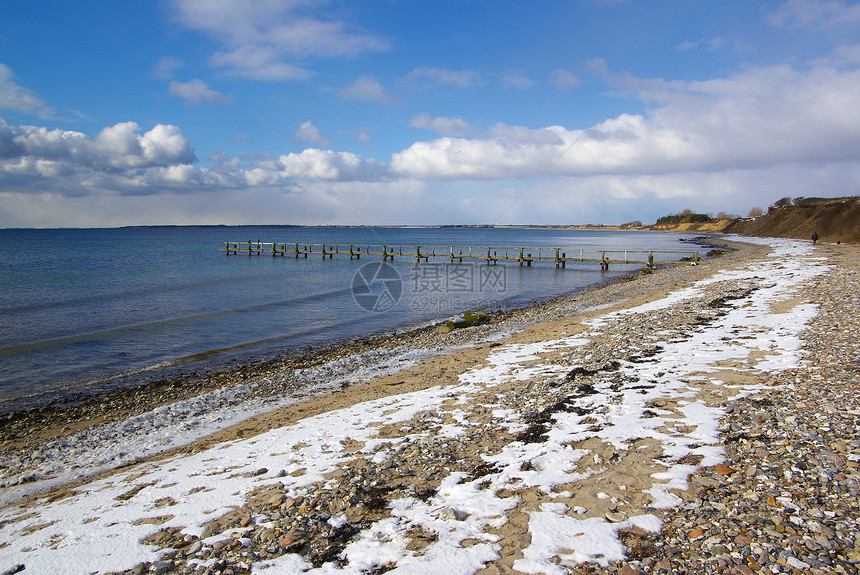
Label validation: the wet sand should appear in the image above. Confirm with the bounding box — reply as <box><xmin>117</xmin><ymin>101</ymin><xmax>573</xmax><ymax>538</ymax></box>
<box><xmin>5</xmin><ymin>237</ymin><xmax>853</xmax><ymax>574</ymax></box>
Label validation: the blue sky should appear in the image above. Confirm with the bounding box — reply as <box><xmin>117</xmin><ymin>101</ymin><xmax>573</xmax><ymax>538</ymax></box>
<box><xmin>2</xmin><ymin>0</ymin><xmax>860</xmax><ymax>227</ymax></box>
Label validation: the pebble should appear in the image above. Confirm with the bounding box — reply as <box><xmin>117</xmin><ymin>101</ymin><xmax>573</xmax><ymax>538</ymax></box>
<box><xmin>5</xmin><ymin>240</ymin><xmax>860</xmax><ymax>575</ymax></box>
<box><xmin>567</xmin><ymin>243</ymin><xmax>860</xmax><ymax>573</ymax></box>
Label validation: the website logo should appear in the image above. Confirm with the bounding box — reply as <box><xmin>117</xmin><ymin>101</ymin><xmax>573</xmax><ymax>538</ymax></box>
<box><xmin>351</xmin><ymin>262</ymin><xmax>403</xmax><ymax>312</ymax></box>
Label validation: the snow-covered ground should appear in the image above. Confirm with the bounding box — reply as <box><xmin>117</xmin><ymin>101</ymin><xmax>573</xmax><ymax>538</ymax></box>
<box><xmin>0</xmin><ymin>238</ymin><xmax>828</xmax><ymax>575</ymax></box>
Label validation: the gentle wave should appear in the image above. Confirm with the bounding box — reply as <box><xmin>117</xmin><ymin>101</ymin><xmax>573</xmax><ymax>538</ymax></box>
<box><xmin>0</xmin><ymin>285</ymin><xmax>355</xmax><ymax>356</ymax></box>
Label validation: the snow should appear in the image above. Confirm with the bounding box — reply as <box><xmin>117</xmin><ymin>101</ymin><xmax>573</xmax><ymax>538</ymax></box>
<box><xmin>0</xmin><ymin>238</ymin><xmax>828</xmax><ymax>575</ymax></box>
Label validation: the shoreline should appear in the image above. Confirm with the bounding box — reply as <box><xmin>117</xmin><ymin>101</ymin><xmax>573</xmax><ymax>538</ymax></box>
<box><xmin>3</xmin><ymin>237</ymin><xmax>856</xmax><ymax>574</ymax></box>
<box><xmin>0</xmin><ymin>250</ymin><xmax>700</xmax><ymax>453</ymax></box>
<box><xmin>0</xmin><ymin>239</ymin><xmax>734</xmax><ymax>505</ymax></box>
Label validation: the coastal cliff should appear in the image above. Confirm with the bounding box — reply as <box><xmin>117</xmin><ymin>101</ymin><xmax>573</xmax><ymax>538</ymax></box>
<box><xmin>724</xmin><ymin>196</ymin><xmax>860</xmax><ymax>244</ymax></box>
<box><xmin>649</xmin><ymin>196</ymin><xmax>860</xmax><ymax>244</ymax></box>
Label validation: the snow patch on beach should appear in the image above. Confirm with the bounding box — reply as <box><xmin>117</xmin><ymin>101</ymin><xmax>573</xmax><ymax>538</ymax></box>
<box><xmin>0</xmin><ymin>345</ymin><xmax>446</xmax><ymax>505</ymax></box>
<box><xmin>0</xmin><ymin>238</ymin><xmax>830</xmax><ymax>575</ymax></box>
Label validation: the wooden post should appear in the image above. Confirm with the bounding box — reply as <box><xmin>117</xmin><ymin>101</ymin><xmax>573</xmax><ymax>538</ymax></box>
<box><xmin>416</xmin><ymin>246</ymin><xmax>421</xmax><ymax>264</ymax></box>
<box><xmin>648</xmin><ymin>252</ymin><xmax>654</xmax><ymax>268</ymax></box>
<box><xmin>519</xmin><ymin>247</ymin><xmax>524</xmax><ymax>266</ymax></box>
<box><xmin>562</xmin><ymin>252</ymin><xmax>566</xmax><ymax>268</ymax></box>
<box><xmin>555</xmin><ymin>248</ymin><xmax>560</xmax><ymax>268</ymax></box>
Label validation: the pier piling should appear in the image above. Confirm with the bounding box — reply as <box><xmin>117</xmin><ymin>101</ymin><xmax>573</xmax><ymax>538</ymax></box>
<box><xmin>221</xmin><ymin>242</ymin><xmax>700</xmax><ymax>269</ymax></box>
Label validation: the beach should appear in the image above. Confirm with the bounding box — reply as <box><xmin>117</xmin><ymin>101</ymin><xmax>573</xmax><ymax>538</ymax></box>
<box><xmin>1</xmin><ymin>236</ymin><xmax>858</xmax><ymax>575</ymax></box>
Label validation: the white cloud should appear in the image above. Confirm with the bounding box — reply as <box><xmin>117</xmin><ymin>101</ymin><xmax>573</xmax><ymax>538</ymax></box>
<box><xmin>816</xmin><ymin>43</ymin><xmax>860</xmax><ymax>66</ymax></box>
<box><xmin>339</xmin><ymin>76</ymin><xmax>398</xmax><ymax>103</ymax></box>
<box><xmin>167</xmin><ymin>79</ymin><xmax>233</xmax><ymax>106</ymax></box>
<box><xmin>767</xmin><ymin>0</ymin><xmax>860</xmax><ymax>28</ymax></box>
<box><xmin>278</xmin><ymin>148</ymin><xmax>388</xmax><ymax>181</ymax></box>
<box><xmin>0</xmin><ymin>120</ymin><xmax>197</xmax><ymax>195</ymax></box>
<box><xmin>294</xmin><ymin>120</ymin><xmax>331</xmax><ymax>146</ymax></box>
<box><xmin>171</xmin><ymin>0</ymin><xmax>389</xmax><ymax>80</ymax></box>
<box><xmin>209</xmin><ymin>45</ymin><xmax>315</xmax><ymax>81</ymax></box>
<box><xmin>549</xmin><ymin>69</ymin><xmax>580</xmax><ymax>91</ymax></box>
<box><xmin>405</xmin><ymin>67</ymin><xmax>481</xmax><ymax>88</ymax></box>
<box><xmin>501</xmin><ymin>72</ymin><xmax>534</xmax><ymax>89</ymax></box>
<box><xmin>0</xmin><ymin>63</ymin><xmax>55</xmax><ymax>118</ymax></box>
<box><xmin>139</xmin><ymin>124</ymin><xmax>198</xmax><ymax>165</ymax></box>
<box><xmin>392</xmin><ymin>59</ymin><xmax>860</xmax><ymax>181</ymax></box>
<box><xmin>486</xmin><ymin>123</ymin><xmax>565</xmax><ymax>145</ymax></box>
<box><xmin>408</xmin><ymin>114</ymin><xmax>472</xmax><ymax>136</ymax></box>
<box><xmin>676</xmin><ymin>37</ymin><xmax>753</xmax><ymax>52</ymax></box>
<box><xmin>152</xmin><ymin>57</ymin><xmax>184</xmax><ymax>79</ymax></box>
<box><xmin>355</xmin><ymin>130</ymin><xmax>373</xmax><ymax>148</ymax></box>
<box><xmin>3</xmin><ymin>47</ymin><xmax>860</xmax><ymax>227</ymax></box>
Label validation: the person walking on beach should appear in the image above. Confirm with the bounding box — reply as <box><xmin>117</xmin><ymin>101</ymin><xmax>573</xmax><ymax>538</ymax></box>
<box><xmin>812</xmin><ymin>231</ymin><xmax>819</xmax><ymax>245</ymax></box>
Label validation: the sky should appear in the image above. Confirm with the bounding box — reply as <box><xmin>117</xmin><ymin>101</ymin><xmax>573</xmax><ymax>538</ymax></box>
<box><xmin>1</xmin><ymin>0</ymin><xmax>860</xmax><ymax>227</ymax></box>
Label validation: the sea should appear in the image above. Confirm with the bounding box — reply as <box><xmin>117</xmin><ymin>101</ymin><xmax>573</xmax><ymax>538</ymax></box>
<box><xmin>0</xmin><ymin>226</ymin><xmax>707</xmax><ymax>413</ymax></box>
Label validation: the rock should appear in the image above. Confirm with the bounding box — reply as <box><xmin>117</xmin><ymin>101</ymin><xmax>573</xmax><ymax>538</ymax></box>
<box><xmin>688</xmin><ymin>528</ymin><xmax>704</xmax><ymax>540</ymax></box>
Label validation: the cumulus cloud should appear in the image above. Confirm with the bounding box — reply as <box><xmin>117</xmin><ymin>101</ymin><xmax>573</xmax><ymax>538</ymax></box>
<box><xmin>4</xmin><ymin>46</ymin><xmax>860</xmax><ymax>226</ymax></box>
<box><xmin>338</xmin><ymin>76</ymin><xmax>398</xmax><ymax>103</ymax></box>
<box><xmin>0</xmin><ymin>63</ymin><xmax>55</xmax><ymax>118</ymax></box>
<box><xmin>278</xmin><ymin>148</ymin><xmax>388</xmax><ymax>181</ymax></box>
<box><xmin>405</xmin><ymin>67</ymin><xmax>481</xmax><ymax>88</ymax></box>
<box><xmin>171</xmin><ymin>0</ymin><xmax>389</xmax><ymax>80</ymax></box>
<box><xmin>767</xmin><ymin>0</ymin><xmax>860</xmax><ymax>28</ymax></box>
<box><xmin>392</xmin><ymin>58</ymin><xmax>860</xmax><ymax>180</ymax></box>
<box><xmin>167</xmin><ymin>79</ymin><xmax>233</xmax><ymax>106</ymax></box>
<box><xmin>408</xmin><ymin>114</ymin><xmax>471</xmax><ymax>136</ymax></box>
<box><xmin>294</xmin><ymin>120</ymin><xmax>331</xmax><ymax>146</ymax></box>
<box><xmin>0</xmin><ymin>120</ymin><xmax>198</xmax><ymax>195</ymax></box>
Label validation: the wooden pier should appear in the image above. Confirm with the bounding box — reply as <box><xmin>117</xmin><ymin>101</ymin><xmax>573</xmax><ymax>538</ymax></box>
<box><xmin>222</xmin><ymin>242</ymin><xmax>700</xmax><ymax>270</ymax></box>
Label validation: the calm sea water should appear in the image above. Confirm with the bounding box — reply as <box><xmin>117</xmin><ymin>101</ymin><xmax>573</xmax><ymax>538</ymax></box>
<box><xmin>0</xmin><ymin>226</ymin><xmax>705</xmax><ymax>411</ymax></box>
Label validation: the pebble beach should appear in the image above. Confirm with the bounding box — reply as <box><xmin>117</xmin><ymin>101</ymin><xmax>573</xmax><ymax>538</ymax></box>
<box><xmin>0</xmin><ymin>236</ymin><xmax>857</xmax><ymax>575</ymax></box>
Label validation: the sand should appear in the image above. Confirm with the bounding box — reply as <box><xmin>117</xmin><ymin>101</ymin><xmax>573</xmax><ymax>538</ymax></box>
<box><xmin>2</xmin><ymin>236</ymin><xmax>852</xmax><ymax>575</ymax></box>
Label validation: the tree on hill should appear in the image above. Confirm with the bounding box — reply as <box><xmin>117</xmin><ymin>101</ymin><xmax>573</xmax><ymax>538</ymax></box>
<box><xmin>748</xmin><ymin>207</ymin><xmax>764</xmax><ymax>218</ymax></box>
<box><xmin>654</xmin><ymin>210</ymin><xmax>714</xmax><ymax>226</ymax></box>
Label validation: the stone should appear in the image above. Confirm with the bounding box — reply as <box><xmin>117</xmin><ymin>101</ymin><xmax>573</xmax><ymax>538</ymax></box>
<box><xmin>688</xmin><ymin>528</ymin><xmax>704</xmax><ymax>540</ymax></box>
